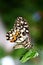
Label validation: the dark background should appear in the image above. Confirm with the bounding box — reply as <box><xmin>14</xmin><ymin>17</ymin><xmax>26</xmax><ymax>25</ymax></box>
<box><xmin>0</xmin><ymin>0</ymin><xmax>43</xmax><ymax>65</ymax></box>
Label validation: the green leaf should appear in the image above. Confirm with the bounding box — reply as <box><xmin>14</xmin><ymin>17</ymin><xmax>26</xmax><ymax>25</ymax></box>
<box><xmin>20</xmin><ymin>49</ymin><xmax>39</xmax><ymax>63</ymax></box>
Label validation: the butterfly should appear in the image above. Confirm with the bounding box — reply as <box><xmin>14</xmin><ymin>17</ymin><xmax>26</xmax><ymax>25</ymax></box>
<box><xmin>6</xmin><ymin>17</ymin><xmax>32</xmax><ymax>49</ymax></box>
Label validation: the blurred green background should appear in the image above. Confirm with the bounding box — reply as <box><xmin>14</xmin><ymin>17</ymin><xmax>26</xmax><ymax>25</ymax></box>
<box><xmin>0</xmin><ymin>0</ymin><xmax>43</xmax><ymax>65</ymax></box>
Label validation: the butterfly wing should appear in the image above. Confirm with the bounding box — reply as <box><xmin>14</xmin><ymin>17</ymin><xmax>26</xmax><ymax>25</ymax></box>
<box><xmin>6</xmin><ymin>17</ymin><xmax>32</xmax><ymax>49</ymax></box>
<box><xmin>6</xmin><ymin>29</ymin><xmax>14</xmax><ymax>40</ymax></box>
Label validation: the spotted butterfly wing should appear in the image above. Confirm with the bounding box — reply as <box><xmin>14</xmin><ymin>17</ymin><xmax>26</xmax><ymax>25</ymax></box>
<box><xmin>6</xmin><ymin>17</ymin><xmax>32</xmax><ymax>49</ymax></box>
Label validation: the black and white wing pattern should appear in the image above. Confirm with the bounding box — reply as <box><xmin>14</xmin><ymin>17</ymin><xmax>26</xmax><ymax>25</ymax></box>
<box><xmin>6</xmin><ymin>17</ymin><xmax>32</xmax><ymax>49</ymax></box>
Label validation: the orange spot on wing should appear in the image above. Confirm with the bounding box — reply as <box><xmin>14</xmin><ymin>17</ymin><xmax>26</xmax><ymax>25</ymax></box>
<box><xmin>10</xmin><ymin>31</ymin><xmax>20</xmax><ymax>42</ymax></box>
<box><xmin>10</xmin><ymin>35</ymin><xmax>16</xmax><ymax>42</ymax></box>
<box><xmin>15</xmin><ymin>31</ymin><xmax>20</xmax><ymax>36</ymax></box>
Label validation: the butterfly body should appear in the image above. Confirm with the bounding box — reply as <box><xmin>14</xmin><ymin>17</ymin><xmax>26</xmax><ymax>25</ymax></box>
<box><xmin>6</xmin><ymin>17</ymin><xmax>32</xmax><ymax>49</ymax></box>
